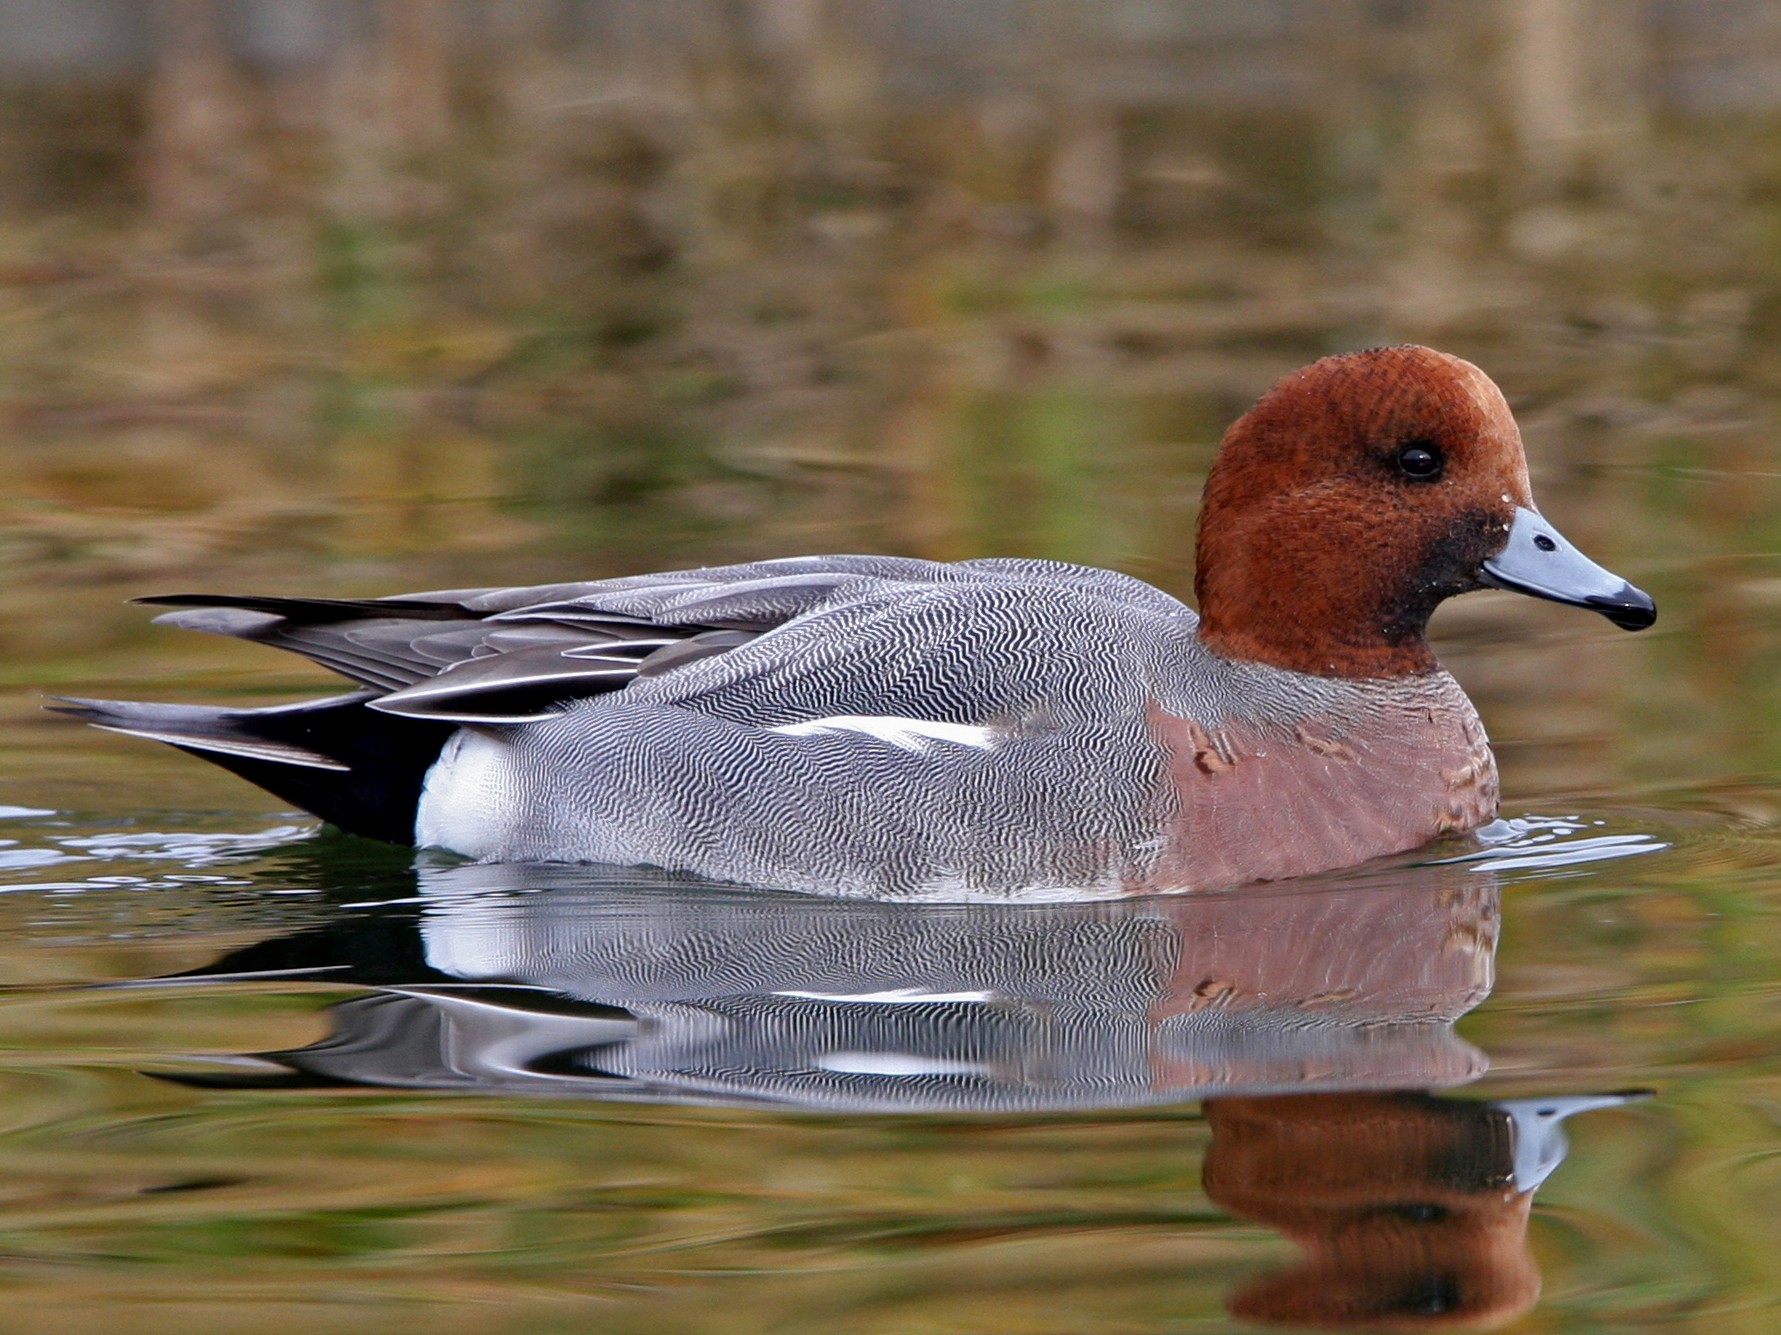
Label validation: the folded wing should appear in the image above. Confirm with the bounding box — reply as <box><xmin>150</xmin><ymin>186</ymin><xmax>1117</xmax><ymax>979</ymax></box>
<box><xmin>133</xmin><ymin>556</ymin><xmax>977</xmax><ymax>724</ymax></box>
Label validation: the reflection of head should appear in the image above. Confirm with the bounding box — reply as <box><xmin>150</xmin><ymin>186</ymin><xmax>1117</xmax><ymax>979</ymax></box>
<box><xmin>1203</xmin><ymin>1093</ymin><xmax>1541</xmax><ymax>1329</ymax></box>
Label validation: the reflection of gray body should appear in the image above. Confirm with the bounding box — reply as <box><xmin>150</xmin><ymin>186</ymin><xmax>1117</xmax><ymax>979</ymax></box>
<box><xmin>244</xmin><ymin>862</ymin><xmax>1499</xmax><ymax>1112</ymax></box>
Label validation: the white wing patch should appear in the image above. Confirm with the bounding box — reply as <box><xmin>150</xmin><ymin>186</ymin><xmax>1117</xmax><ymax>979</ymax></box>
<box><xmin>770</xmin><ymin>714</ymin><xmax>998</xmax><ymax>753</ymax></box>
<box><xmin>774</xmin><ymin>987</ymin><xmax>998</xmax><ymax>1004</ymax></box>
<box><xmin>815</xmin><ymin>1051</ymin><xmax>992</xmax><ymax>1078</ymax></box>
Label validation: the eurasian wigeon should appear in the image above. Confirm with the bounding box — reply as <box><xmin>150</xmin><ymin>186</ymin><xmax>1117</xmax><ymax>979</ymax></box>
<box><xmin>60</xmin><ymin>345</ymin><xmax>1654</xmax><ymax>897</ymax></box>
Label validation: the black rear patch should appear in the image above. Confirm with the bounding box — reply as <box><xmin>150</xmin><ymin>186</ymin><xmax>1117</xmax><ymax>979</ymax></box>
<box><xmin>50</xmin><ymin>693</ymin><xmax>457</xmax><ymax>844</ymax></box>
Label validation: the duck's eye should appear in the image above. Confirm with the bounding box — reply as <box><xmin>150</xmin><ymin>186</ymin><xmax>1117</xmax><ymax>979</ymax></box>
<box><xmin>1396</xmin><ymin>442</ymin><xmax>1443</xmax><ymax>480</ymax></box>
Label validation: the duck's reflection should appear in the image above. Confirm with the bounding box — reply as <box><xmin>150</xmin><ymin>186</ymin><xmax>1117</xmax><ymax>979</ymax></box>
<box><xmin>161</xmin><ymin>857</ymin><xmax>1638</xmax><ymax>1329</ymax></box>
<box><xmin>1204</xmin><ymin>1090</ymin><xmax>1633</xmax><ymax>1329</ymax></box>
<box><xmin>184</xmin><ymin>859</ymin><xmax>1499</xmax><ymax>1106</ymax></box>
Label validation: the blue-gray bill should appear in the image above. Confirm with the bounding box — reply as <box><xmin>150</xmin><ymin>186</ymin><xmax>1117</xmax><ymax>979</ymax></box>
<box><xmin>1480</xmin><ymin>506</ymin><xmax>1656</xmax><ymax>630</ymax></box>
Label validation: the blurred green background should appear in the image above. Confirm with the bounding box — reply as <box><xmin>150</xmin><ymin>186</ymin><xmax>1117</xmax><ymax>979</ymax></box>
<box><xmin>4</xmin><ymin>1</ymin><xmax>1780</xmax><ymax>814</ymax></box>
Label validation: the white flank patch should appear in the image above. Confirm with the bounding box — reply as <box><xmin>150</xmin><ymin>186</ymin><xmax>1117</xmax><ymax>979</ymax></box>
<box><xmin>770</xmin><ymin>714</ymin><xmax>997</xmax><ymax>753</ymax></box>
<box><xmin>815</xmin><ymin>1051</ymin><xmax>991</xmax><ymax>1078</ymax></box>
<box><xmin>415</xmin><ymin>729</ymin><xmax>509</xmax><ymax>855</ymax></box>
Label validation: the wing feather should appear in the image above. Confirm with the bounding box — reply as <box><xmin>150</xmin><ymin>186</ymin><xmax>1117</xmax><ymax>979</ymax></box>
<box><xmin>130</xmin><ymin>556</ymin><xmax>1184</xmax><ymax>722</ymax></box>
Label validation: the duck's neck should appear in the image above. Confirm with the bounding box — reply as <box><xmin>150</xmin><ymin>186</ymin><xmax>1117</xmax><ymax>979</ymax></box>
<box><xmin>1192</xmin><ymin>506</ymin><xmax>1450</xmax><ymax>678</ymax></box>
<box><xmin>1194</xmin><ymin>615</ymin><xmax>1440</xmax><ymax>680</ymax></box>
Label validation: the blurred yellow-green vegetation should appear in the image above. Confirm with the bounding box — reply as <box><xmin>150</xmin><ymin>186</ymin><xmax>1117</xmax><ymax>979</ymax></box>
<box><xmin>7</xmin><ymin>1</ymin><xmax>1781</xmax><ymax>806</ymax></box>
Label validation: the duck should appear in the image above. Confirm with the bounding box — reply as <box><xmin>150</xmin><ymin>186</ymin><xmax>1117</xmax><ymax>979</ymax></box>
<box><xmin>58</xmin><ymin>345</ymin><xmax>1654</xmax><ymax>898</ymax></box>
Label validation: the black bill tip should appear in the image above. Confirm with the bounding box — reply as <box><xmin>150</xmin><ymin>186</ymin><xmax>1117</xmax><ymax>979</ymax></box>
<box><xmin>1586</xmin><ymin>583</ymin><xmax>1657</xmax><ymax>631</ymax></box>
<box><xmin>1480</xmin><ymin>508</ymin><xmax>1657</xmax><ymax>633</ymax></box>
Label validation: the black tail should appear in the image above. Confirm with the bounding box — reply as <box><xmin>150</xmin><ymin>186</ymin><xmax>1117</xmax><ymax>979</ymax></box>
<box><xmin>50</xmin><ymin>692</ymin><xmax>457</xmax><ymax>844</ymax></box>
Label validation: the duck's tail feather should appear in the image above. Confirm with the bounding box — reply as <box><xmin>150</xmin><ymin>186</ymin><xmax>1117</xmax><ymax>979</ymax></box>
<box><xmin>49</xmin><ymin>692</ymin><xmax>457</xmax><ymax>844</ymax></box>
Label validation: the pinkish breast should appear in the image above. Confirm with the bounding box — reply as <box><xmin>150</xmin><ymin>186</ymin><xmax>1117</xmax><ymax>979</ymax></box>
<box><xmin>1139</xmin><ymin>675</ymin><xmax>1497</xmax><ymax>892</ymax></box>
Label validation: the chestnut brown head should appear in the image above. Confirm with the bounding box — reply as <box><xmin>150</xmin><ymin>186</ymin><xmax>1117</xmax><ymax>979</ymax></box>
<box><xmin>1194</xmin><ymin>346</ymin><xmax>1653</xmax><ymax>678</ymax></box>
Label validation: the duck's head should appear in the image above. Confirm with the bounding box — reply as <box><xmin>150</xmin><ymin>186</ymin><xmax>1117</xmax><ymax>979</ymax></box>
<box><xmin>1194</xmin><ymin>345</ymin><xmax>1654</xmax><ymax>678</ymax></box>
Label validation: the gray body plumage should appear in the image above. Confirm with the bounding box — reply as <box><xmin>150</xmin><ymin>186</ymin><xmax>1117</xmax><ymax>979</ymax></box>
<box><xmin>63</xmin><ymin>555</ymin><xmax>1481</xmax><ymax>897</ymax></box>
<box><xmin>406</xmin><ymin>558</ymin><xmax>1445</xmax><ymax>896</ymax></box>
<box><xmin>422</xmin><ymin>558</ymin><xmax>1191</xmax><ymax>894</ymax></box>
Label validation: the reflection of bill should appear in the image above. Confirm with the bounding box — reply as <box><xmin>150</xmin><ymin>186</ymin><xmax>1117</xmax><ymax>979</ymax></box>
<box><xmin>153</xmin><ymin>855</ymin><xmax>1641</xmax><ymax>1327</ymax></box>
<box><xmin>1204</xmin><ymin>1091</ymin><xmax>1641</xmax><ymax>1330</ymax></box>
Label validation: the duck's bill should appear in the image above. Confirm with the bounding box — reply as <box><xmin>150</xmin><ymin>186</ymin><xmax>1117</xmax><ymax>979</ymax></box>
<box><xmin>1480</xmin><ymin>507</ymin><xmax>1656</xmax><ymax>630</ymax></box>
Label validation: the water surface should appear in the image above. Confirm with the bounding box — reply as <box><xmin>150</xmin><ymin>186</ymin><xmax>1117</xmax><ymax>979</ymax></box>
<box><xmin>1</xmin><ymin>793</ymin><xmax>1776</xmax><ymax>1333</ymax></box>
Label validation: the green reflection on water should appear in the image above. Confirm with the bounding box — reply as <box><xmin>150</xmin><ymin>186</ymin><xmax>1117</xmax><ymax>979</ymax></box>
<box><xmin>0</xmin><ymin>814</ymin><xmax>1775</xmax><ymax>1333</ymax></box>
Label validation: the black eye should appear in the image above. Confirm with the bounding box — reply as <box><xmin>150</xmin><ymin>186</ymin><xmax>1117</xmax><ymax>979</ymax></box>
<box><xmin>1396</xmin><ymin>442</ymin><xmax>1443</xmax><ymax>480</ymax></box>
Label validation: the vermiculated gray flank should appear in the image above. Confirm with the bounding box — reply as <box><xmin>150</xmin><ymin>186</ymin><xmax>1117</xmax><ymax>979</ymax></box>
<box><xmin>58</xmin><ymin>555</ymin><xmax>1462</xmax><ymax>898</ymax></box>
